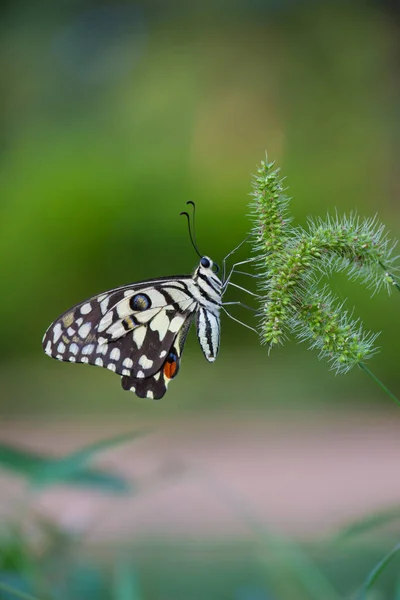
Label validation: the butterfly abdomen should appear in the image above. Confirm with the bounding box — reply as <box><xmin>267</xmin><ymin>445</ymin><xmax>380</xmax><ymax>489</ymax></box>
<box><xmin>192</xmin><ymin>258</ymin><xmax>222</xmax><ymax>362</ymax></box>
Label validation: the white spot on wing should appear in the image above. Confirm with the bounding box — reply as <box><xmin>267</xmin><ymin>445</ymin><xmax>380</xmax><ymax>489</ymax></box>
<box><xmin>116</xmin><ymin>297</ymin><xmax>134</xmax><ymax>318</ymax></box>
<box><xmin>170</xmin><ymin>315</ymin><xmax>185</xmax><ymax>333</ymax></box>
<box><xmin>163</xmin><ymin>287</ymin><xmax>189</xmax><ymax>304</ymax></box>
<box><xmin>150</xmin><ymin>312</ymin><xmax>170</xmax><ymax>341</ymax></box>
<box><xmin>78</xmin><ymin>322</ymin><xmax>92</xmax><ymax>338</ymax></box>
<box><xmin>95</xmin><ymin>357</ymin><xmax>104</xmax><ymax>367</ymax></box>
<box><xmin>107</xmin><ymin>322</ymin><xmax>129</xmax><ymax>340</ymax></box>
<box><xmin>81</xmin><ymin>357</ymin><xmax>89</xmax><ymax>363</ymax></box>
<box><xmin>130</xmin><ymin>385</ymin><xmax>136</xmax><ymax>392</ymax></box>
<box><xmin>70</xmin><ymin>343</ymin><xmax>79</xmax><ymax>355</ymax></box>
<box><xmin>139</xmin><ymin>355</ymin><xmax>153</xmax><ymax>369</ymax></box>
<box><xmin>165</xmin><ymin>281</ymin><xmax>185</xmax><ymax>290</ymax></box>
<box><xmin>110</xmin><ymin>348</ymin><xmax>120</xmax><ymax>361</ymax></box>
<box><xmin>137</xmin><ymin>370</ymin><xmax>145</xmax><ymax>378</ymax></box>
<box><xmin>107</xmin><ymin>363</ymin><xmax>116</xmax><ymax>372</ymax></box>
<box><xmin>134</xmin><ymin>307</ymin><xmax>160</xmax><ymax>323</ymax></box>
<box><xmin>69</xmin><ymin>356</ymin><xmax>76</xmax><ymax>362</ymax></box>
<box><xmin>123</xmin><ymin>357</ymin><xmax>133</xmax><ymax>368</ymax></box>
<box><xmin>98</xmin><ymin>310</ymin><xmax>113</xmax><ymax>331</ymax></box>
<box><xmin>100</xmin><ymin>297</ymin><xmax>109</xmax><ymax>314</ymax></box>
<box><xmin>45</xmin><ymin>341</ymin><xmax>52</xmax><ymax>355</ymax></box>
<box><xmin>53</xmin><ymin>323</ymin><xmax>62</xmax><ymax>343</ymax></box>
<box><xmin>160</xmin><ymin>350</ymin><xmax>167</xmax><ymax>358</ymax></box>
<box><xmin>57</xmin><ymin>342</ymin><xmax>66</xmax><ymax>354</ymax></box>
<box><xmin>98</xmin><ymin>311</ymin><xmax>113</xmax><ymax>333</ymax></box>
<box><xmin>67</xmin><ymin>327</ymin><xmax>75</xmax><ymax>336</ymax></box>
<box><xmin>146</xmin><ymin>391</ymin><xmax>154</xmax><ymax>399</ymax></box>
<box><xmin>96</xmin><ymin>344</ymin><xmax>107</xmax><ymax>355</ymax></box>
<box><xmin>122</xmin><ymin>369</ymin><xmax>131</xmax><ymax>376</ymax></box>
<box><xmin>82</xmin><ymin>344</ymin><xmax>95</xmax><ymax>355</ymax></box>
<box><xmin>75</xmin><ymin>318</ymin><xmax>83</xmax><ymax>327</ymax></box>
<box><xmin>153</xmin><ymin>372</ymin><xmax>161</xmax><ymax>381</ymax></box>
<box><xmin>132</xmin><ymin>326</ymin><xmax>146</xmax><ymax>349</ymax></box>
<box><xmin>80</xmin><ymin>303</ymin><xmax>92</xmax><ymax>315</ymax></box>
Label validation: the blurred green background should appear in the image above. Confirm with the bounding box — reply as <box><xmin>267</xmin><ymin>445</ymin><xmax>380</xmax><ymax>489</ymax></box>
<box><xmin>1</xmin><ymin>1</ymin><xmax>400</xmax><ymax>599</ymax></box>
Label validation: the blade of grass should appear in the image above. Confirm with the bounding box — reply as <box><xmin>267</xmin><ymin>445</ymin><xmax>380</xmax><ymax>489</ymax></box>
<box><xmin>31</xmin><ymin>429</ymin><xmax>148</xmax><ymax>488</ymax></box>
<box><xmin>113</xmin><ymin>559</ymin><xmax>144</xmax><ymax>600</ymax></box>
<box><xmin>201</xmin><ymin>468</ymin><xmax>342</xmax><ymax>600</ymax></box>
<box><xmin>358</xmin><ymin>362</ymin><xmax>400</xmax><ymax>409</ymax></box>
<box><xmin>357</xmin><ymin>263</ymin><xmax>400</xmax><ymax>408</ymax></box>
<box><xmin>0</xmin><ymin>444</ymin><xmax>131</xmax><ymax>493</ymax></box>
<box><xmin>357</xmin><ymin>542</ymin><xmax>400</xmax><ymax>600</ymax></box>
<box><xmin>334</xmin><ymin>506</ymin><xmax>400</xmax><ymax>540</ymax></box>
<box><xmin>0</xmin><ymin>581</ymin><xmax>42</xmax><ymax>600</ymax></box>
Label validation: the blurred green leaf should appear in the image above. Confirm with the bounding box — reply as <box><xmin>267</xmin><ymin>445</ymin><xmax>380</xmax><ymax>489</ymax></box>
<box><xmin>114</xmin><ymin>559</ymin><xmax>144</xmax><ymax>600</ymax></box>
<box><xmin>357</xmin><ymin>542</ymin><xmax>400</xmax><ymax>600</ymax></box>
<box><xmin>334</xmin><ymin>506</ymin><xmax>400</xmax><ymax>540</ymax></box>
<box><xmin>0</xmin><ymin>443</ymin><xmax>130</xmax><ymax>492</ymax></box>
<box><xmin>64</xmin><ymin>562</ymin><xmax>106</xmax><ymax>600</ymax></box>
<box><xmin>31</xmin><ymin>430</ymin><xmax>147</xmax><ymax>488</ymax></box>
<box><xmin>0</xmin><ymin>580</ymin><xmax>42</xmax><ymax>600</ymax></box>
<box><xmin>0</xmin><ymin>430</ymin><xmax>147</xmax><ymax>491</ymax></box>
<box><xmin>203</xmin><ymin>471</ymin><xmax>342</xmax><ymax>600</ymax></box>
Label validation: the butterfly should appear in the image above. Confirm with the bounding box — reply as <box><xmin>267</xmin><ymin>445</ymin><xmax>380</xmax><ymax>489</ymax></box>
<box><xmin>42</xmin><ymin>203</ymin><xmax>256</xmax><ymax>399</ymax></box>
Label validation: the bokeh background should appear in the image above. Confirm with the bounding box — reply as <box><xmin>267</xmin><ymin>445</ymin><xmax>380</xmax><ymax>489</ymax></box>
<box><xmin>1</xmin><ymin>1</ymin><xmax>400</xmax><ymax>598</ymax></box>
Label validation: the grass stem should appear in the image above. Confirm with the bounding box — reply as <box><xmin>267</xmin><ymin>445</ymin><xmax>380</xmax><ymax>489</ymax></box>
<box><xmin>359</xmin><ymin>362</ymin><xmax>400</xmax><ymax>408</ymax></box>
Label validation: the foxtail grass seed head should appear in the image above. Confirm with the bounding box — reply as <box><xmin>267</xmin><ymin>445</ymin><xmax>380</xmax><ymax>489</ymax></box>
<box><xmin>249</xmin><ymin>157</ymin><xmax>398</xmax><ymax>372</ymax></box>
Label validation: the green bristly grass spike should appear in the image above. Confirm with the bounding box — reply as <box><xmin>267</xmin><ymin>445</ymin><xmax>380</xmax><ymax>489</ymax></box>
<box><xmin>250</xmin><ymin>157</ymin><xmax>399</xmax><ymax>379</ymax></box>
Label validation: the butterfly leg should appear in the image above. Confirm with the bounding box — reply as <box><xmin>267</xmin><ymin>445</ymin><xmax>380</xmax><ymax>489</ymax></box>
<box><xmin>231</xmin><ymin>270</ymin><xmax>259</xmax><ymax>278</ymax></box>
<box><xmin>222</xmin><ymin>257</ymin><xmax>259</xmax><ymax>291</ymax></box>
<box><xmin>221</xmin><ymin>307</ymin><xmax>258</xmax><ymax>333</ymax></box>
<box><xmin>222</xmin><ymin>235</ymin><xmax>251</xmax><ymax>281</ymax></box>
<box><xmin>223</xmin><ymin>301</ymin><xmax>258</xmax><ymax>312</ymax></box>
<box><xmin>224</xmin><ymin>281</ymin><xmax>262</xmax><ymax>298</ymax></box>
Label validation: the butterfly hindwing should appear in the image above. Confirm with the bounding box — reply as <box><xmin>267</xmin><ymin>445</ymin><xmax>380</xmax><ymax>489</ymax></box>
<box><xmin>121</xmin><ymin>313</ymin><xmax>194</xmax><ymax>399</ymax></box>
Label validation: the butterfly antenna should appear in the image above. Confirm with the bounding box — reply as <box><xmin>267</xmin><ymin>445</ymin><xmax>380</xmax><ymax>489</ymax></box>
<box><xmin>180</xmin><ymin>201</ymin><xmax>203</xmax><ymax>259</ymax></box>
<box><xmin>186</xmin><ymin>201</ymin><xmax>199</xmax><ymax>251</ymax></box>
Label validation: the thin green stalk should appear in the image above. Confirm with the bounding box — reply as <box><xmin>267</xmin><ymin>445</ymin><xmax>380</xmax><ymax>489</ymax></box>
<box><xmin>357</xmin><ymin>542</ymin><xmax>400</xmax><ymax>600</ymax></box>
<box><xmin>201</xmin><ymin>468</ymin><xmax>342</xmax><ymax>600</ymax></box>
<box><xmin>359</xmin><ymin>362</ymin><xmax>400</xmax><ymax>409</ymax></box>
<box><xmin>0</xmin><ymin>582</ymin><xmax>42</xmax><ymax>600</ymax></box>
<box><xmin>355</xmin><ymin>261</ymin><xmax>400</xmax><ymax>408</ymax></box>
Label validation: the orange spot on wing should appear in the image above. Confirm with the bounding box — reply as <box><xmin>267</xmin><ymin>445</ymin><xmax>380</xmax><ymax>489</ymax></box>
<box><xmin>164</xmin><ymin>360</ymin><xmax>177</xmax><ymax>379</ymax></box>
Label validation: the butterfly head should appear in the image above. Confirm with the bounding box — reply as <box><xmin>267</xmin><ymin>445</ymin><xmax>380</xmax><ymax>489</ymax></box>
<box><xmin>197</xmin><ymin>255</ymin><xmax>222</xmax><ymax>286</ymax></box>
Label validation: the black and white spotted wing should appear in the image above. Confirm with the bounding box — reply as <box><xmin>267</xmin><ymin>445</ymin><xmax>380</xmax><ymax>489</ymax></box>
<box><xmin>121</xmin><ymin>315</ymin><xmax>193</xmax><ymax>399</ymax></box>
<box><xmin>42</xmin><ymin>256</ymin><xmax>223</xmax><ymax>399</ymax></box>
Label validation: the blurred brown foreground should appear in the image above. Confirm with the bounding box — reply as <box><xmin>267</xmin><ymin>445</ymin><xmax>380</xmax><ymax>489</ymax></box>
<box><xmin>0</xmin><ymin>410</ymin><xmax>398</xmax><ymax>542</ymax></box>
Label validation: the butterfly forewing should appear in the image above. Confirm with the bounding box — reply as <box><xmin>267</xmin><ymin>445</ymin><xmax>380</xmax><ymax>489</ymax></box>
<box><xmin>42</xmin><ymin>278</ymin><xmax>196</xmax><ymax>379</ymax></box>
<box><xmin>42</xmin><ymin>256</ymin><xmax>224</xmax><ymax>399</ymax></box>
